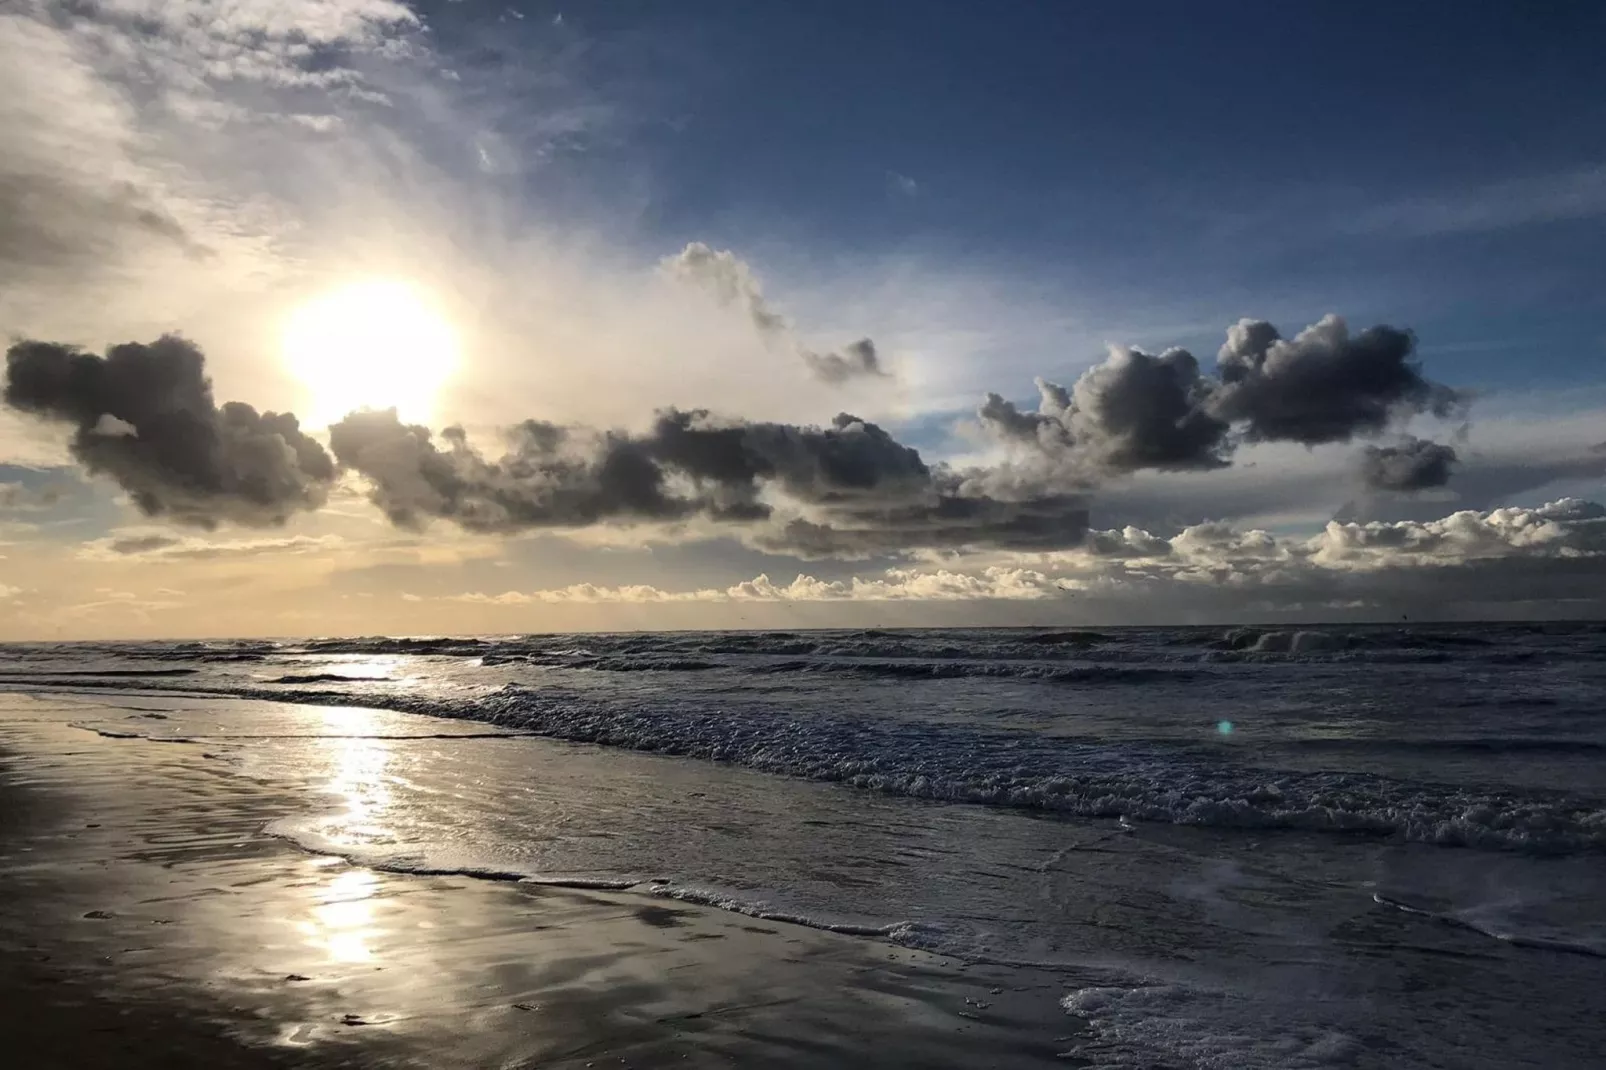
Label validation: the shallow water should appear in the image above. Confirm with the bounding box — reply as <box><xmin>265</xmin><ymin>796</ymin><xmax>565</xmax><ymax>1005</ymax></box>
<box><xmin>4</xmin><ymin>622</ymin><xmax>1605</xmax><ymax>1067</ymax></box>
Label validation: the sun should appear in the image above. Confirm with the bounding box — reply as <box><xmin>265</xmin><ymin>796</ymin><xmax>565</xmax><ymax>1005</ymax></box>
<box><xmin>282</xmin><ymin>279</ymin><xmax>458</xmax><ymax>427</ymax></box>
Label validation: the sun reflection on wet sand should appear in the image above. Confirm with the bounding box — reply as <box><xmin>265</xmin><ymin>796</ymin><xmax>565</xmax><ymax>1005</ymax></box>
<box><xmin>299</xmin><ymin>708</ymin><xmax>395</xmax><ymax>964</ymax></box>
<box><xmin>304</xmin><ymin>866</ymin><xmax>380</xmax><ymax>962</ymax></box>
<box><xmin>311</xmin><ymin>707</ymin><xmax>396</xmax><ymax>845</ymax></box>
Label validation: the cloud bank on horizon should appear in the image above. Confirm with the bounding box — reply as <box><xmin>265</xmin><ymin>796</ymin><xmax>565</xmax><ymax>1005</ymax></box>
<box><xmin>0</xmin><ymin>0</ymin><xmax>1602</xmax><ymax>634</ymax></box>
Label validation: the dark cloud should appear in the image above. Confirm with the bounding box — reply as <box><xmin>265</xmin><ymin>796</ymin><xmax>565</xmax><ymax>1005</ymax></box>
<box><xmin>752</xmin><ymin>491</ymin><xmax>1090</xmax><ymax>559</ymax></box>
<box><xmin>327</xmin><ymin>410</ymin><xmax>686</xmax><ymax>532</ymax></box>
<box><xmin>979</xmin><ymin>315</ymin><xmax>1464</xmax><ymax>481</ymax></box>
<box><xmin>1211</xmin><ymin>315</ymin><xmax>1461</xmax><ymax>444</ymax></box>
<box><xmin>1357</xmin><ymin>436</ymin><xmax>1459</xmax><ymax>492</ymax></box>
<box><xmin>1068</xmin><ymin>347</ymin><xmax>1231</xmax><ymax>471</ymax></box>
<box><xmin>978</xmin><ymin>349</ymin><xmax>1230</xmax><ymax>474</ymax></box>
<box><xmin>3</xmin><ymin>335</ymin><xmax>334</xmax><ymax>528</ymax></box>
<box><xmin>104</xmin><ymin>533</ymin><xmax>182</xmax><ymax>555</ymax></box>
<box><xmin>329</xmin><ymin>406</ymin><xmax>1088</xmax><ymax>553</ymax></box>
<box><xmin>1337</xmin><ymin>442</ymin><xmax>1606</xmax><ymax>523</ymax></box>
<box><xmin>3</xmin><ymin>315</ymin><xmax>1479</xmax><ymax>562</ymax></box>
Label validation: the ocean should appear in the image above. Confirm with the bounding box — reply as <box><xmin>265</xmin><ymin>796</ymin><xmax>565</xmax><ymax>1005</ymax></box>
<box><xmin>3</xmin><ymin>622</ymin><xmax>1605</xmax><ymax>1068</ymax></box>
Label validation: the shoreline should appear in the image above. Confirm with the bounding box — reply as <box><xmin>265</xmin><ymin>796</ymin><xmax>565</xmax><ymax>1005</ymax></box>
<box><xmin>0</xmin><ymin>691</ymin><xmax>1081</xmax><ymax>1068</ymax></box>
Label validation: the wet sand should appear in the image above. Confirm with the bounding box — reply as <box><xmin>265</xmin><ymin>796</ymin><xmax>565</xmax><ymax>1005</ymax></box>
<box><xmin>0</xmin><ymin>692</ymin><xmax>1077</xmax><ymax>1068</ymax></box>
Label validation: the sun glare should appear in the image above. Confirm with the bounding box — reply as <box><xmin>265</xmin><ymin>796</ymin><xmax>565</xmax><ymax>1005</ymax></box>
<box><xmin>282</xmin><ymin>279</ymin><xmax>458</xmax><ymax>427</ymax></box>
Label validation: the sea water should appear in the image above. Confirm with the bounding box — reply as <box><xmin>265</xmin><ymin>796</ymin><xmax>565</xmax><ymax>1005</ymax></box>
<box><xmin>3</xmin><ymin>622</ymin><xmax>1604</xmax><ymax>1067</ymax></box>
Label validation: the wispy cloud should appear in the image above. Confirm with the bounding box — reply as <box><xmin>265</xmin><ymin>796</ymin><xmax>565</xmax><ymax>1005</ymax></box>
<box><xmin>78</xmin><ymin>531</ymin><xmax>346</xmax><ymax>562</ymax></box>
<box><xmin>1345</xmin><ymin>164</ymin><xmax>1606</xmax><ymax>238</ymax></box>
<box><xmin>887</xmin><ymin>171</ymin><xmax>920</xmax><ymax>197</ymax></box>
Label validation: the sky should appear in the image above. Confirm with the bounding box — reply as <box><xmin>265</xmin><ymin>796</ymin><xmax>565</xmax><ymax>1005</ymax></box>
<box><xmin>1</xmin><ymin>0</ymin><xmax>1603</xmax><ymax>639</ymax></box>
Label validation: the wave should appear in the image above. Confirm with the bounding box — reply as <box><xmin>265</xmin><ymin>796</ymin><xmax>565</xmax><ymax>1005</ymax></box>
<box><xmin>268</xmin><ymin>814</ymin><xmax>939</xmax><ymax>944</ymax></box>
<box><xmin>69</xmin><ymin>675</ymin><xmax>1601</xmax><ymax>856</ymax></box>
<box><xmin>1205</xmin><ymin>626</ymin><xmax>1576</xmax><ymax>664</ymax></box>
<box><xmin>0</xmin><ymin>667</ymin><xmax>199</xmax><ymax>678</ymax></box>
<box><xmin>572</xmin><ymin>656</ymin><xmax>724</xmax><ymax>673</ymax></box>
<box><xmin>263</xmin><ymin>822</ymin><xmax>642</xmax><ymax>889</ymax></box>
<box><xmin>1015</xmin><ymin>629</ymin><xmax>1112</xmax><ymax>645</ymax></box>
<box><xmin>269</xmin><ymin>673</ymin><xmax>394</xmax><ymax>684</ymax></box>
<box><xmin>10</xmin><ymin>623</ymin><xmax>1579</xmax><ymax>672</ymax></box>
<box><xmin>1372</xmin><ymin>893</ymin><xmax>1606</xmax><ymax>959</ymax></box>
<box><xmin>474</xmin><ymin>650</ymin><xmax>1204</xmax><ymax>681</ymax></box>
<box><xmin>1288</xmin><ymin>736</ymin><xmax>1605</xmax><ymax>756</ymax></box>
<box><xmin>1060</xmin><ymin>983</ymin><xmax>1361</xmax><ymax>1069</ymax></box>
<box><xmin>296</xmin><ymin>636</ymin><xmax>498</xmax><ymax>657</ymax></box>
<box><xmin>750</xmin><ymin>660</ymin><xmax>1205</xmax><ymax>684</ymax></box>
<box><xmin>645</xmin><ymin>883</ymin><xmax>933</xmax><ymax>941</ymax></box>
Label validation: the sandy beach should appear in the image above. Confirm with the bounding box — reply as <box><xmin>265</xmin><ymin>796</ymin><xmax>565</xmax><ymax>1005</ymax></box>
<box><xmin>0</xmin><ymin>691</ymin><xmax>1079</xmax><ymax>1068</ymax></box>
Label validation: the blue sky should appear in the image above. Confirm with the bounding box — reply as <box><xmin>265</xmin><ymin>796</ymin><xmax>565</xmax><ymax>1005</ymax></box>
<box><xmin>0</xmin><ymin>1</ymin><xmax>1603</xmax><ymax>636</ymax></box>
<box><xmin>425</xmin><ymin>1</ymin><xmax>1606</xmax><ymax>393</ymax></box>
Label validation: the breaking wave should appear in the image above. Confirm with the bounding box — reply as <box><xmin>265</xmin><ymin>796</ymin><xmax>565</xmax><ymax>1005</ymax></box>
<box><xmin>61</xmin><ymin>674</ymin><xmax>1605</xmax><ymax>857</ymax></box>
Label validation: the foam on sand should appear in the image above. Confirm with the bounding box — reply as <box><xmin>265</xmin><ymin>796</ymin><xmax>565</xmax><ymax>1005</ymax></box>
<box><xmin>1059</xmin><ymin>983</ymin><xmax>1361</xmax><ymax>1069</ymax></box>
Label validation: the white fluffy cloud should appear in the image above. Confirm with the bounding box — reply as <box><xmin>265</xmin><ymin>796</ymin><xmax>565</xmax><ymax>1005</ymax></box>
<box><xmin>435</xmin><ymin>500</ymin><xmax>1606</xmax><ymax>606</ymax></box>
<box><xmin>447</xmin><ymin>566</ymin><xmax>1059</xmax><ymax>605</ymax></box>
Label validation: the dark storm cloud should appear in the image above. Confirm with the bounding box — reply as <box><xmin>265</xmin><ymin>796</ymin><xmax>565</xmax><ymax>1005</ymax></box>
<box><xmin>978</xmin><ymin>349</ymin><xmax>1232</xmax><ymax>474</ymax></box>
<box><xmin>978</xmin><ymin>315</ymin><xmax>1463</xmax><ymax>477</ymax></box>
<box><xmin>1066</xmin><ymin>347</ymin><xmax>1232</xmax><ymax>471</ymax></box>
<box><xmin>327</xmin><ymin>405</ymin><xmax>1084</xmax><ymax>552</ymax></box>
<box><xmin>3</xmin><ymin>335</ymin><xmax>334</xmax><ymax>528</ymax></box>
<box><xmin>1210</xmin><ymin>315</ymin><xmax>1461</xmax><ymax>444</ymax></box>
<box><xmin>1356</xmin><ymin>436</ymin><xmax>1459</xmax><ymax>492</ymax></box>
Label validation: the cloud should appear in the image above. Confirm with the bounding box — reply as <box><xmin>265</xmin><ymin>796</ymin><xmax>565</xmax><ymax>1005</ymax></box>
<box><xmin>0</xmin><ymin>479</ymin><xmax>67</xmax><ymax>511</ymax></box>
<box><xmin>1356</xmin><ymin>437</ymin><xmax>1459</xmax><ymax>492</ymax></box>
<box><xmin>0</xmin><ymin>3</ymin><xmax>426</xmax><ymax>308</ymax></box>
<box><xmin>1036</xmin><ymin>499</ymin><xmax>1606</xmax><ymax>582</ymax></box>
<box><xmin>327</xmin><ymin>404</ymin><xmax>1090</xmax><ymax>554</ymax></box>
<box><xmin>4</xmin><ymin>335</ymin><xmax>335</xmax><ymax>527</ymax></box>
<box><xmin>446</xmin><ymin>565</ymin><xmax>1058</xmax><ymax>604</ymax></box>
<box><xmin>800</xmin><ymin>338</ymin><xmax>888</xmax><ymax>383</ymax></box>
<box><xmin>0</xmin><ymin>12</ymin><xmax>212</xmax><ymax>288</ymax></box>
<box><xmin>1309</xmin><ymin>499</ymin><xmax>1606</xmax><ymax>569</ymax></box>
<box><xmin>887</xmin><ymin>171</ymin><xmax>920</xmax><ymax>197</ymax></box>
<box><xmin>977</xmin><ymin>315</ymin><xmax>1462</xmax><ymax>482</ymax></box>
<box><xmin>5</xmin><ymin>312</ymin><xmax>1474</xmax><ymax>559</ymax></box>
<box><xmin>1212</xmin><ymin>315</ymin><xmax>1461</xmax><ymax>444</ymax></box>
<box><xmin>78</xmin><ymin>531</ymin><xmax>345</xmax><ymax>561</ymax></box>
<box><xmin>58</xmin><ymin>593</ymin><xmax>186</xmax><ymax>618</ymax></box>
<box><xmin>662</xmin><ymin>242</ymin><xmax>787</xmax><ymax>335</ymax></box>
<box><xmin>0</xmin><ymin>583</ymin><xmax>21</xmax><ymax>600</ymax></box>
<box><xmin>1041</xmin><ymin>346</ymin><xmax>1230</xmax><ymax>472</ymax></box>
<box><xmin>663</xmin><ymin>242</ymin><xmax>891</xmax><ymax>384</ymax></box>
<box><xmin>395</xmin><ymin>499</ymin><xmax>1606</xmax><ymax>615</ymax></box>
<box><xmin>1347</xmin><ymin>163</ymin><xmax>1606</xmax><ymax>238</ymax></box>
